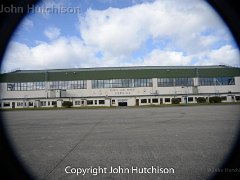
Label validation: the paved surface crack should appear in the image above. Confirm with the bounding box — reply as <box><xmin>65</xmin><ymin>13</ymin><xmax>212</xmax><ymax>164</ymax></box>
<box><xmin>42</xmin><ymin>120</ymin><xmax>102</xmax><ymax>180</ymax></box>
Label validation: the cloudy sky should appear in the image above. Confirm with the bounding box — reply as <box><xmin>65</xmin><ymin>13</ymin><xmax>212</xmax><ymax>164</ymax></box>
<box><xmin>1</xmin><ymin>0</ymin><xmax>240</xmax><ymax>72</ymax></box>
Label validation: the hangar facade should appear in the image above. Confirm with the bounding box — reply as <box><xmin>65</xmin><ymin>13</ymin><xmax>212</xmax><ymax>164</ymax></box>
<box><xmin>0</xmin><ymin>65</ymin><xmax>240</xmax><ymax>109</ymax></box>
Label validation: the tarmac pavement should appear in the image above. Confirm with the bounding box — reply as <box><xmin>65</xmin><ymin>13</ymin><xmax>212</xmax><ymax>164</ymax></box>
<box><xmin>2</xmin><ymin>105</ymin><xmax>240</xmax><ymax>180</ymax></box>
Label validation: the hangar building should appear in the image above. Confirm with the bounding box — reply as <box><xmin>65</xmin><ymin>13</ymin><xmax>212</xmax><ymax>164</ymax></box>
<box><xmin>0</xmin><ymin>65</ymin><xmax>240</xmax><ymax>108</ymax></box>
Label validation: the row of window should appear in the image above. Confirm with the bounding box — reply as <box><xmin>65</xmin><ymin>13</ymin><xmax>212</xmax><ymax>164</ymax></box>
<box><xmin>0</xmin><ymin>100</ymin><xmax>106</xmax><ymax>107</ymax></box>
<box><xmin>94</xmin><ymin>77</ymin><xmax>235</xmax><ymax>88</ymax></box>
<box><xmin>157</xmin><ymin>78</ymin><xmax>194</xmax><ymax>87</ymax></box>
<box><xmin>92</xmin><ymin>79</ymin><xmax>152</xmax><ymax>88</ymax></box>
<box><xmin>7</xmin><ymin>82</ymin><xmax>45</xmax><ymax>91</ymax></box>
<box><xmin>199</xmin><ymin>77</ymin><xmax>235</xmax><ymax>86</ymax></box>
<box><xmin>49</xmin><ymin>81</ymin><xmax>86</xmax><ymax>90</ymax></box>
<box><xmin>7</xmin><ymin>81</ymin><xmax>87</xmax><ymax>91</ymax></box>
<box><xmin>40</xmin><ymin>101</ymin><xmax>57</xmax><ymax>106</ymax></box>
<box><xmin>1</xmin><ymin>96</ymin><xmax>240</xmax><ymax>108</ymax></box>
<box><xmin>158</xmin><ymin>77</ymin><xmax>235</xmax><ymax>87</ymax></box>
<box><xmin>139</xmin><ymin>97</ymin><xmax>188</xmax><ymax>103</ymax></box>
<box><xmin>139</xmin><ymin>96</ymin><xmax>231</xmax><ymax>104</ymax></box>
<box><xmin>0</xmin><ymin>101</ymin><xmax>57</xmax><ymax>107</ymax></box>
<box><xmin>16</xmin><ymin>101</ymin><xmax>57</xmax><ymax>107</ymax></box>
<box><xmin>75</xmin><ymin>100</ymin><xmax>105</xmax><ymax>105</ymax></box>
<box><xmin>6</xmin><ymin>77</ymin><xmax>236</xmax><ymax>91</ymax></box>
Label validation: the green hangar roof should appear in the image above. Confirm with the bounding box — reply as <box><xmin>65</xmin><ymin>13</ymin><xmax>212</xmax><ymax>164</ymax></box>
<box><xmin>1</xmin><ymin>65</ymin><xmax>240</xmax><ymax>82</ymax></box>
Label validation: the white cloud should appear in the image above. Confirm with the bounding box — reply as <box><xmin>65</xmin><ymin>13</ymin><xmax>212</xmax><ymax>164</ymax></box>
<box><xmin>79</xmin><ymin>0</ymin><xmax>227</xmax><ymax>56</ymax></box>
<box><xmin>1</xmin><ymin>0</ymin><xmax>239</xmax><ymax>72</ymax></box>
<box><xmin>1</xmin><ymin>37</ymin><xmax>98</xmax><ymax>71</ymax></box>
<box><xmin>2</xmin><ymin>40</ymin><xmax>239</xmax><ymax>72</ymax></box>
<box><xmin>44</xmin><ymin>26</ymin><xmax>61</xmax><ymax>40</ymax></box>
<box><xmin>141</xmin><ymin>49</ymin><xmax>192</xmax><ymax>66</ymax></box>
<box><xmin>194</xmin><ymin>45</ymin><xmax>240</xmax><ymax>66</ymax></box>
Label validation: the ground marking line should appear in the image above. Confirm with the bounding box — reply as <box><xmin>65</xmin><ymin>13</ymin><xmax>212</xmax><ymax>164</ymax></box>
<box><xmin>43</xmin><ymin>120</ymin><xmax>103</xmax><ymax>180</ymax></box>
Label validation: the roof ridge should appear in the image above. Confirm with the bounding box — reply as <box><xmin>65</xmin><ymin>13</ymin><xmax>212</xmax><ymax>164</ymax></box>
<box><xmin>4</xmin><ymin>65</ymin><xmax>236</xmax><ymax>74</ymax></box>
